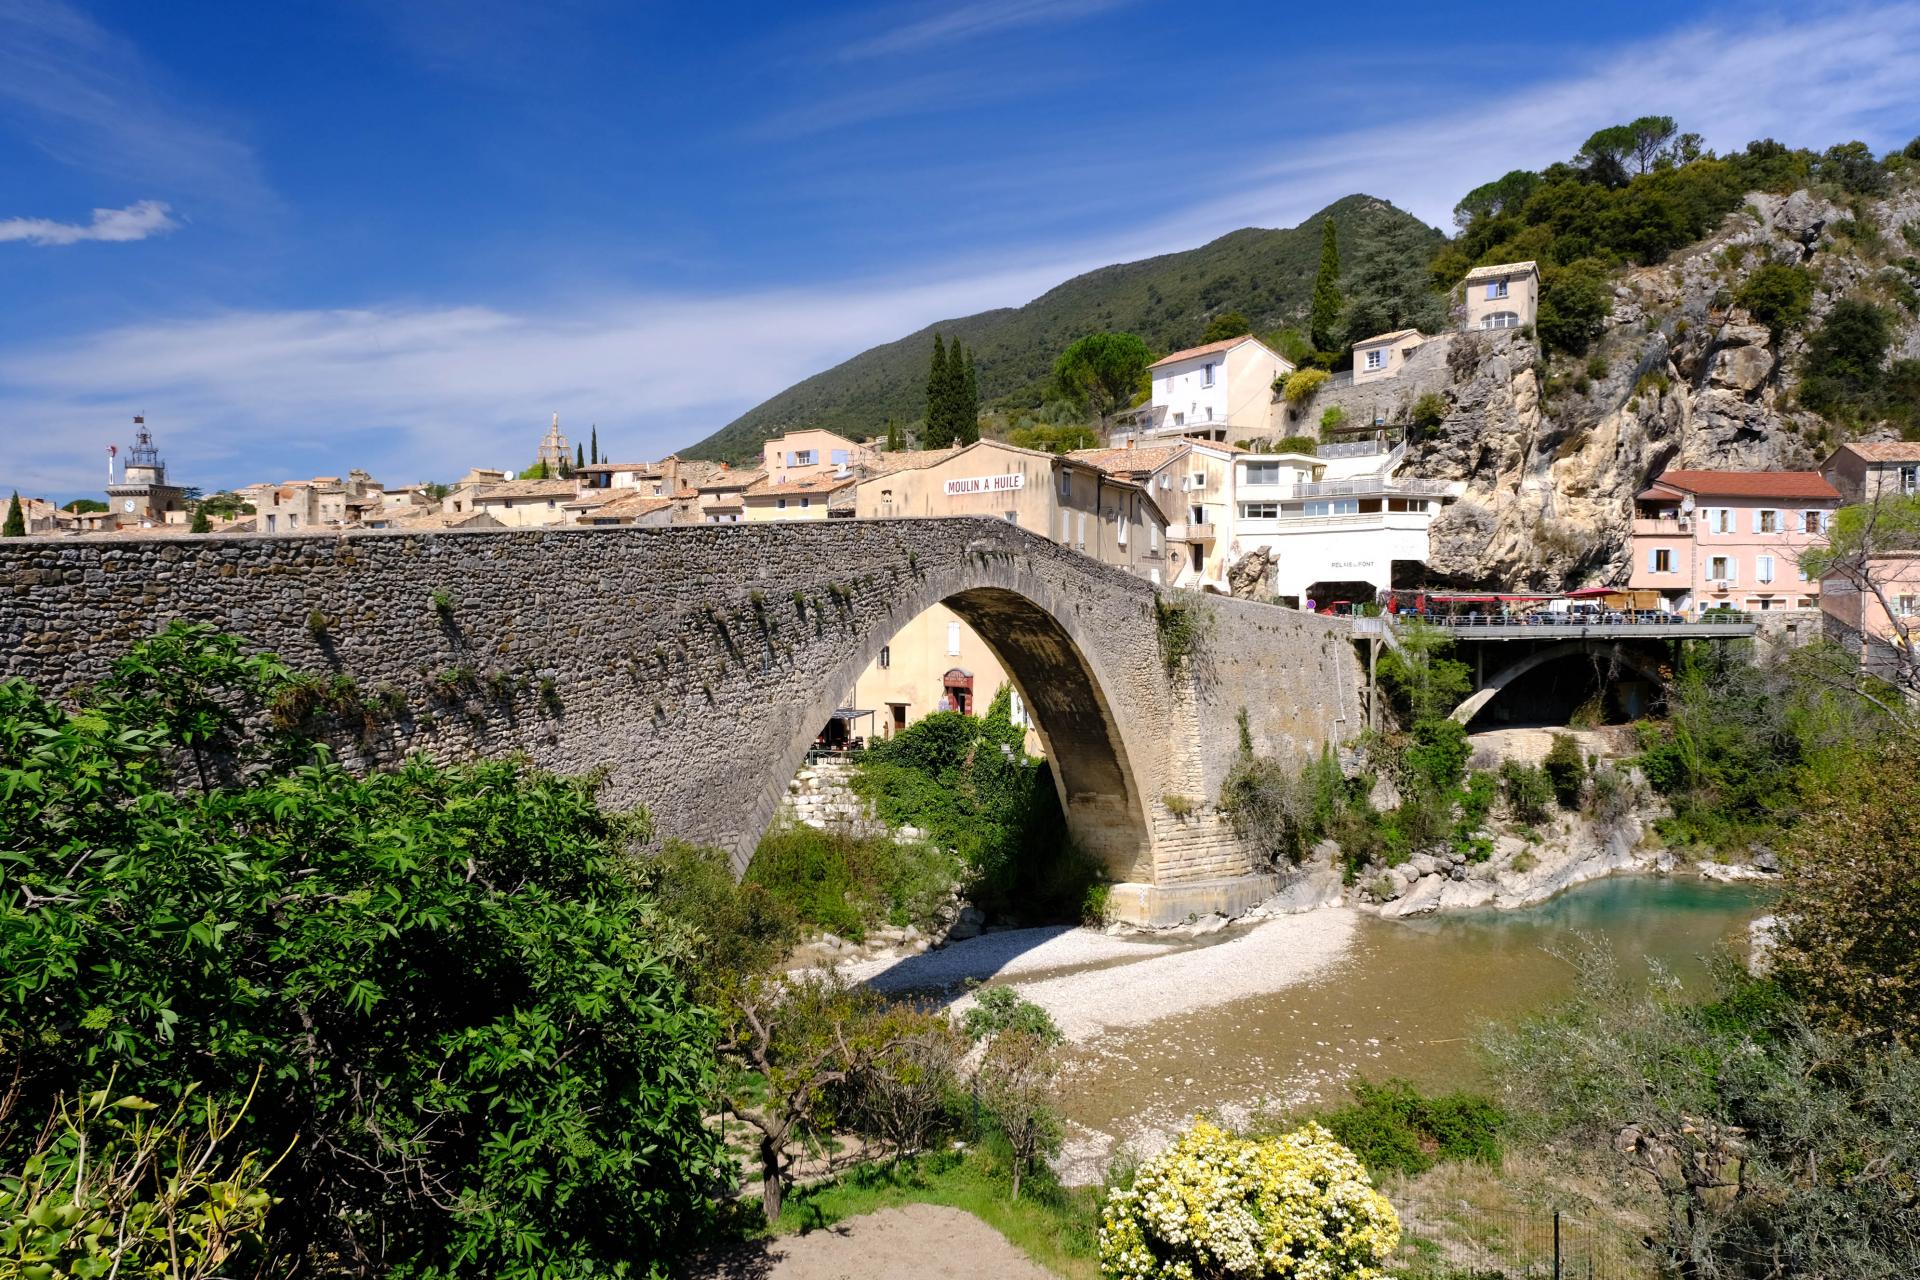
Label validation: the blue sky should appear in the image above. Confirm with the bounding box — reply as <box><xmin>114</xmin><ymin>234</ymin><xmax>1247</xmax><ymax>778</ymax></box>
<box><xmin>4</xmin><ymin>0</ymin><xmax>1919</xmax><ymax>501</ymax></box>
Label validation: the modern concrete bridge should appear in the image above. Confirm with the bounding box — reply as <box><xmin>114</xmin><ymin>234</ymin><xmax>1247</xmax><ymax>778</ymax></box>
<box><xmin>0</xmin><ymin>519</ymin><xmax>1364</xmax><ymax>924</ymax></box>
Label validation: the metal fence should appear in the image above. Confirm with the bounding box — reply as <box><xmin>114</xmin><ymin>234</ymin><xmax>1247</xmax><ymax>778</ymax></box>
<box><xmin>1398</xmin><ymin>1207</ymin><xmax>1651</xmax><ymax>1280</ymax></box>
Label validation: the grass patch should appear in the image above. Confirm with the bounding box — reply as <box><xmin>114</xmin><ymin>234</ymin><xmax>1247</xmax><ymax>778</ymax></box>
<box><xmin>1280</xmin><ymin>1078</ymin><xmax>1505</xmax><ymax>1181</ymax></box>
<box><xmin>771</xmin><ymin>1150</ymin><xmax>1101</xmax><ymax>1279</ymax></box>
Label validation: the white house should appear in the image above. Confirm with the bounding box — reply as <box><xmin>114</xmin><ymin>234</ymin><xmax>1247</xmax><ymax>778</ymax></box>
<box><xmin>1118</xmin><ymin>335</ymin><xmax>1293</xmax><ymax>445</ymax></box>
<box><xmin>1225</xmin><ymin>442</ymin><xmax>1461</xmax><ymax>606</ymax></box>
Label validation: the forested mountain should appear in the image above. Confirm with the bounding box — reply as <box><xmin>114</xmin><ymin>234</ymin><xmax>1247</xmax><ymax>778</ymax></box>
<box><xmin>683</xmin><ymin>195</ymin><xmax>1444</xmax><ymax>462</ymax></box>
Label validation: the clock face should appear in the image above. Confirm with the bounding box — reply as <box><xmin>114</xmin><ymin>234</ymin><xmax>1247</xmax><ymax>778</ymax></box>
<box><xmin>122</xmin><ymin>499</ymin><xmax>136</xmax><ymax>513</ymax></box>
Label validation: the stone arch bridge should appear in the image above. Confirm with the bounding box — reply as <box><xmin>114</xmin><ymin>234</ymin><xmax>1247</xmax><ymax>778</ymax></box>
<box><xmin>0</xmin><ymin>519</ymin><xmax>1361</xmax><ymax>924</ymax></box>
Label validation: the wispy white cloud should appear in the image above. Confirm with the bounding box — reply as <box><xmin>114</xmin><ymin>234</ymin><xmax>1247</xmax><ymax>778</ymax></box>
<box><xmin>7</xmin><ymin>3</ymin><xmax>1920</xmax><ymax>500</ymax></box>
<box><xmin>839</xmin><ymin>0</ymin><xmax>1131</xmax><ymax>59</ymax></box>
<box><xmin>0</xmin><ymin>0</ymin><xmax>272</xmax><ymax>212</ymax></box>
<box><xmin>0</xmin><ymin>199</ymin><xmax>179</xmax><ymax>246</ymax></box>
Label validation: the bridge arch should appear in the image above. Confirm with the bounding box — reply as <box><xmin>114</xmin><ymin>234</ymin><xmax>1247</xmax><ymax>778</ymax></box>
<box><xmin>748</xmin><ymin>568</ymin><xmax>1154</xmax><ymax>882</ymax></box>
<box><xmin>1449</xmin><ymin>641</ymin><xmax>1668</xmax><ymax>725</ymax></box>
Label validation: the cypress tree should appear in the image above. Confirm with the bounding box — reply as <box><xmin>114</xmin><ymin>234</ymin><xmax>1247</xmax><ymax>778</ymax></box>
<box><xmin>3</xmin><ymin>491</ymin><xmax>24</xmax><ymax>537</ymax></box>
<box><xmin>926</xmin><ymin>334</ymin><xmax>951</xmax><ymax>447</ymax></box>
<box><xmin>1310</xmin><ymin>217</ymin><xmax>1343</xmax><ymax>354</ymax></box>
<box><xmin>576</xmin><ymin>442</ymin><xmax>585</xmax><ymax>469</ymax></box>
<box><xmin>961</xmin><ymin>347</ymin><xmax>980</xmax><ymax>444</ymax></box>
<box><xmin>590</xmin><ymin>425</ymin><xmax>599</xmax><ymax>465</ymax></box>
<box><xmin>885</xmin><ymin>418</ymin><xmax>902</xmax><ymax>452</ymax></box>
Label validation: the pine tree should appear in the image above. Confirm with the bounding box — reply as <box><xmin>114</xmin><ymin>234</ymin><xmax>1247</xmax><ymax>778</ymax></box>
<box><xmin>190</xmin><ymin>506</ymin><xmax>212</xmax><ymax>533</ymax></box>
<box><xmin>1310</xmin><ymin>217</ymin><xmax>1343</xmax><ymax>354</ymax></box>
<box><xmin>926</xmin><ymin>334</ymin><xmax>951</xmax><ymax>447</ymax></box>
<box><xmin>590</xmin><ymin>425</ymin><xmax>600</xmax><ymax>465</ymax></box>
<box><xmin>2</xmin><ymin>491</ymin><xmax>24</xmax><ymax>537</ymax></box>
<box><xmin>960</xmin><ymin>347</ymin><xmax>980</xmax><ymax>444</ymax></box>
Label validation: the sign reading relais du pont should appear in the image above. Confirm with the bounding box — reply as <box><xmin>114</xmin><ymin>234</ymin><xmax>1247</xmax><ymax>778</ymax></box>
<box><xmin>943</xmin><ymin>472</ymin><xmax>1026</xmax><ymax>497</ymax></box>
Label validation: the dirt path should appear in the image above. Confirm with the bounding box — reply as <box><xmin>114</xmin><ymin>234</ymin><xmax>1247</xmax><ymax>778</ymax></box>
<box><xmin>695</xmin><ymin>1204</ymin><xmax>1057</xmax><ymax>1279</ymax></box>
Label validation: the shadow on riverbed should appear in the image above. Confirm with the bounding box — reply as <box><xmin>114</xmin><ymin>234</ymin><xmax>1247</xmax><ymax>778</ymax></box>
<box><xmin>851</xmin><ymin>923</ymin><xmax>1184</xmax><ymax>1004</ymax></box>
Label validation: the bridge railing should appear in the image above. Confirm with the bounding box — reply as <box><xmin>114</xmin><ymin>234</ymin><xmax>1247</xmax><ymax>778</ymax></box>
<box><xmin>1383</xmin><ymin>610</ymin><xmax>1758</xmax><ymax>640</ymax></box>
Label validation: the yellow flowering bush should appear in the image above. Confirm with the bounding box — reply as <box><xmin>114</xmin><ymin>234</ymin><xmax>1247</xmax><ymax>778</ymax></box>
<box><xmin>1099</xmin><ymin>1119</ymin><xmax>1400</xmax><ymax>1279</ymax></box>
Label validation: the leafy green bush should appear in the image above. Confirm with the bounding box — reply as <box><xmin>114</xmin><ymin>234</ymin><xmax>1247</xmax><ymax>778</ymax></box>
<box><xmin>962</xmin><ymin>986</ymin><xmax>1063</xmax><ymax>1045</ymax></box>
<box><xmin>1410</xmin><ymin>392</ymin><xmax>1448</xmax><ymax>434</ymax></box>
<box><xmin>1498</xmin><ymin>760</ymin><xmax>1555</xmax><ymax>824</ymax></box>
<box><xmin>0</xmin><ymin>624</ymin><xmax>729</xmax><ymax>1276</ymax></box>
<box><xmin>1320</xmin><ymin>404</ymin><xmax>1348</xmax><ymax>430</ymax></box>
<box><xmin>1735</xmin><ymin>261</ymin><xmax>1814</xmax><ymax>337</ymax></box>
<box><xmin>745</xmin><ymin>823</ymin><xmax>958</xmax><ymax>941</ymax></box>
<box><xmin>1542</xmin><ymin>733</ymin><xmax>1587</xmax><ymax>807</ymax></box>
<box><xmin>1273</xmin><ymin>433</ymin><xmax>1319</xmax><ymax>454</ymax></box>
<box><xmin>1308</xmin><ymin>1078</ymin><xmax>1505</xmax><ymax>1180</ymax></box>
<box><xmin>1404</xmin><ymin>717</ymin><xmax>1470</xmax><ymax>795</ymax></box>
<box><xmin>1537</xmin><ymin>258</ymin><xmax>1613</xmax><ymax>354</ymax></box>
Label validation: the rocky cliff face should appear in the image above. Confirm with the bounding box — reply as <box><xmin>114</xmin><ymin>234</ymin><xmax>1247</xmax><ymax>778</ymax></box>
<box><xmin>1406</xmin><ymin>187</ymin><xmax>1920</xmax><ymax>589</ymax></box>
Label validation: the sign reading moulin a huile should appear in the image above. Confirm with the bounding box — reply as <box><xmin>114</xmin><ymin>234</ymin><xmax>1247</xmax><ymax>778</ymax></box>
<box><xmin>943</xmin><ymin>472</ymin><xmax>1026</xmax><ymax>496</ymax></box>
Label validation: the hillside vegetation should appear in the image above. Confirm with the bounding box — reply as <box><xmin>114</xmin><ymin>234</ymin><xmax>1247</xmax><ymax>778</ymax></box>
<box><xmin>684</xmin><ymin>194</ymin><xmax>1442</xmax><ymax>461</ymax></box>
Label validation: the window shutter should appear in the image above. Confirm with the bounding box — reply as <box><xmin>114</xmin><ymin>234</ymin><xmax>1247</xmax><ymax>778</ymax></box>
<box><xmin>1485</xmin><ymin>282</ymin><xmax>1497</xmax><ymax>300</ymax></box>
<box><xmin>1647</xmin><ymin>548</ymin><xmax>1658</xmax><ymax>571</ymax></box>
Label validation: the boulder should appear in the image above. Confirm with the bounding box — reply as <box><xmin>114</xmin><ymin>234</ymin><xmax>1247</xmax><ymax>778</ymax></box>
<box><xmin>1709</xmin><ymin>343</ymin><xmax>1774</xmax><ymax>393</ymax></box>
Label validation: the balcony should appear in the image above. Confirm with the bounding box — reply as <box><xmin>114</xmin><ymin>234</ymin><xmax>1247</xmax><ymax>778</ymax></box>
<box><xmin>1168</xmin><ymin>521</ymin><xmax>1217</xmax><ymax>542</ymax></box>
<box><xmin>1632</xmin><ymin>517</ymin><xmax>1691</xmax><ymax>535</ymax></box>
<box><xmin>1277</xmin><ymin>475</ymin><xmax>1454</xmax><ymax>500</ymax></box>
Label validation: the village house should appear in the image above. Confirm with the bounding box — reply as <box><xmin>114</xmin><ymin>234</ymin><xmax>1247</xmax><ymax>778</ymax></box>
<box><xmin>743</xmin><ymin>471</ymin><xmax>858</xmax><ymax>521</ymax></box>
<box><xmin>687</xmin><ymin>466</ymin><xmax>760</xmax><ymax>524</ymax></box>
<box><xmin>1821</xmin><ymin>441</ymin><xmax>1920</xmax><ymax>505</ymax></box>
<box><xmin>1068</xmin><ymin>440</ymin><xmax>1237</xmax><ymax>590</ymax></box>
<box><xmin>254</xmin><ymin>469</ymin><xmax>386</xmax><ymax>533</ymax></box>
<box><xmin>1460</xmin><ymin>261</ymin><xmax>1539</xmax><ymax>332</ymax></box>
<box><xmin>1350</xmin><ymin>329</ymin><xmax>1429</xmax><ymax>384</ymax></box>
<box><xmin>759</xmin><ymin>428</ymin><xmax>875</xmax><ymax>485</ymax></box>
<box><xmin>1117</xmin><ymin>335</ymin><xmax>1293</xmax><ymax>445</ymax></box>
<box><xmin>564</xmin><ymin>491</ymin><xmax>676</xmax><ymax>527</ymax></box>
<box><xmin>1226</xmin><ymin>442</ymin><xmax>1460</xmax><ymax>606</ymax></box>
<box><xmin>1627</xmin><ymin>470</ymin><xmax>1839</xmax><ymax>614</ymax></box>
<box><xmin>442</xmin><ymin>477</ymin><xmax>578</xmax><ymax>528</ymax></box>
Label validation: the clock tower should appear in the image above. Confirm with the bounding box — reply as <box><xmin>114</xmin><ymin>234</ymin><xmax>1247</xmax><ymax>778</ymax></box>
<box><xmin>104</xmin><ymin>417</ymin><xmax>187</xmax><ymax>528</ymax></box>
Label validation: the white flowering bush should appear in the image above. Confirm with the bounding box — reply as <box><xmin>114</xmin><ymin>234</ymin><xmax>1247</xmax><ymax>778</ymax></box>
<box><xmin>1098</xmin><ymin>1119</ymin><xmax>1400</xmax><ymax>1279</ymax></box>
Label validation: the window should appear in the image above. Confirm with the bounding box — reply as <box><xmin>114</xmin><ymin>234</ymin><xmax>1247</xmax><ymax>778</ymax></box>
<box><xmin>1901</xmin><ymin>466</ymin><xmax>1919</xmax><ymax>495</ymax></box>
<box><xmin>1172</xmin><ymin>412</ymin><xmax>1185</xmax><ymax>426</ymax></box>
<box><xmin>1059</xmin><ymin>510</ymin><xmax>1070</xmax><ymax>542</ymax></box>
<box><xmin>1149</xmin><ymin>522</ymin><xmax>1160</xmax><ymax>551</ymax></box>
<box><xmin>1803</xmin><ymin>510</ymin><xmax>1824</xmax><ymax>534</ymax></box>
<box><xmin>1076</xmin><ymin>511</ymin><xmax>1087</xmax><ymax>548</ymax></box>
<box><xmin>1479</xmin><ymin>311</ymin><xmax>1521</xmax><ymax>330</ymax></box>
<box><xmin>1897</xmin><ymin>594</ymin><xmax>1918</xmax><ymax>616</ymax></box>
<box><xmin>265</xmin><ymin>514</ymin><xmax>277</xmax><ymax>532</ymax></box>
<box><xmin>789</xmin><ymin>449</ymin><xmax>816</xmax><ymax>466</ymax></box>
<box><xmin>1004</xmin><ymin>510</ymin><xmax>1017</xmax><ymax>524</ymax></box>
<box><xmin>1244</xmin><ymin>461</ymin><xmax>1280</xmax><ymax>485</ymax></box>
<box><xmin>1201</xmin><ymin>362</ymin><xmax>1216</xmax><ymax>388</ymax></box>
<box><xmin>1160</xmin><ymin>474</ymin><xmax>1172</xmax><ymax>489</ymax></box>
<box><xmin>288</xmin><ymin>514</ymin><xmax>299</xmax><ymax>529</ymax></box>
<box><xmin>1190</xmin><ymin>544</ymin><xmax>1203</xmax><ymax>571</ymax></box>
<box><xmin>776</xmin><ymin>497</ymin><xmax>787</xmax><ymax>510</ymax></box>
<box><xmin>1709</xmin><ymin>555</ymin><xmax>1734</xmax><ymax>582</ymax></box>
<box><xmin>1709</xmin><ymin>507</ymin><xmax>1733</xmax><ymax>534</ymax></box>
<box><xmin>1240</xmin><ymin>502</ymin><xmax>1280</xmax><ymax>519</ymax></box>
<box><xmin>1189</xmin><ymin>505</ymin><xmax>1204</xmax><ymax>526</ymax></box>
<box><xmin>878</xmin><ymin>645</ymin><xmax>891</xmax><ymax>669</ymax></box>
<box><xmin>1651</xmin><ymin>548</ymin><xmax>1674</xmax><ymax>573</ymax></box>
<box><xmin>946</xmin><ymin>622</ymin><xmax>961</xmax><ymax>656</ymax></box>
<box><xmin>1304</xmin><ymin>499</ymin><xmax>1359</xmax><ymax>517</ymax></box>
<box><xmin>1485</xmin><ymin>279</ymin><xmax>1510</xmax><ymax>299</ymax></box>
<box><xmin>1757</xmin><ymin>509</ymin><xmax>1779</xmax><ymax>533</ymax></box>
<box><xmin>830</xmin><ymin>449</ymin><xmax>848</xmax><ymax>466</ymax></box>
<box><xmin>1150</xmin><ymin>568</ymin><xmax>1161</xmax><ymax>584</ymax></box>
<box><xmin>799</xmin><ymin>497</ymin><xmax>811</xmax><ymax>509</ymax></box>
<box><xmin>1757</xmin><ymin>554</ymin><xmax>1775</xmax><ymax>583</ymax></box>
<box><xmin>1058</xmin><ymin>469</ymin><xmax>1071</xmax><ymax>497</ymax></box>
<box><xmin>1189</xmin><ymin>472</ymin><xmax>1206</xmax><ymax>491</ymax></box>
<box><xmin>1117</xmin><ymin>514</ymin><xmax>1128</xmax><ymax>547</ymax></box>
<box><xmin>1364</xmin><ymin>349</ymin><xmax>1385</xmax><ymax>370</ymax></box>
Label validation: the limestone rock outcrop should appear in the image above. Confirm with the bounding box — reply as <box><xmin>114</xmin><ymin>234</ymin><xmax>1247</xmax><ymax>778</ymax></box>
<box><xmin>1394</xmin><ymin>184</ymin><xmax>1920</xmax><ymax>588</ymax></box>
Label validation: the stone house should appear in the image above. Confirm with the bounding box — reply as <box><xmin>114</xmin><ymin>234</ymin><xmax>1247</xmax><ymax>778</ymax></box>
<box><xmin>1460</xmin><ymin>261</ymin><xmax>1539</xmax><ymax>332</ymax></box>
<box><xmin>1821</xmin><ymin>441</ymin><xmax>1920</xmax><ymax>505</ymax></box>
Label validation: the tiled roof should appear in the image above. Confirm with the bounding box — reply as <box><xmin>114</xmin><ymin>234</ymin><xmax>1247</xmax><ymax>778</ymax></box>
<box><xmin>1642</xmin><ymin>470</ymin><xmax>1840</xmax><ymax>500</ymax></box>
<box><xmin>1353</xmin><ymin>328</ymin><xmax>1422</xmax><ymax>347</ymax></box>
<box><xmin>1149</xmin><ymin>335</ymin><xmax>1261</xmax><ymax>369</ymax></box>
<box><xmin>1831</xmin><ymin>442</ymin><xmax>1920</xmax><ymax>463</ymax></box>
<box><xmin>467</xmin><ymin>478</ymin><xmax>578</xmax><ymax>500</ymax></box>
<box><xmin>859</xmin><ymin>446</ymin><xmax>965</xmax><ymax>477</ymax></box>
<box><xmin>578</xmin><ymin>492</ymin><xmax>675</xmax><ymax>520</ymax></box>
<box><xmin>1463</xmin><ymin>260</ymin><xmax>1538</xmax><ymax>281</ymax></box>
<box><xmin>1067</xmin><ymin>444</ymin><xmax>1189</xmax><ymax>475</ymax></box>
<box><xmin>697</xmin><ymin>468</ymin><xmax>764</xmax><ymax>491</ymax></box>
<box><xmin>747</xmin><ymin>472</ymin><xmax>858</xmax><ymax>497</ymax></box>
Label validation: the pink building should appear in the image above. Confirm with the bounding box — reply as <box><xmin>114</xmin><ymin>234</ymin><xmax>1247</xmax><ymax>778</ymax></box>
<box><xmin>1820</xmin><ymin>552</ymin><xmax>1920</xmax><ymax>676</ymax></box>
<box><xmin>1628</xmin><ymin>470</ymin><xmax>1840</xmax><ymax>614</ymax></box>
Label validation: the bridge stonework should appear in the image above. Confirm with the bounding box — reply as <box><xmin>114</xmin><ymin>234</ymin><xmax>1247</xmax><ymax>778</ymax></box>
<box><xmin>0</xmin><ymin>519</ymin><xmax>1361</xmax><ymax>924</ymax></box>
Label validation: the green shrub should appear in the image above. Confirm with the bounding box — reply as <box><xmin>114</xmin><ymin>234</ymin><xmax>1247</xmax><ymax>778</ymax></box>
<box><xmin>0</xmin><ymin>626</ymin><xmax>729</xmax><ymax>1275</ymax></box>
<box><xmin>962</xmin><ymin>986</ymin><xmax>1063</xmax><ymax>1045</ymax></box>
<box><xmin>1543</xmin><ymin>733</ymin><xmax>1587</xmax><ymax>807</ymax></box>
<box><xmin>746</xmin><ymin>824</ymin><xmax>959</xmax><ymax>941</ymax></box>
<box><xmin>1320</xmin><ymin>404</ymin><xmax>1348</xmax><ymax>430</ymax></box>
<box><xmin>1735</xmin><ymin>261</ymin><xmax>1814</xmax><ymax>337</ymax></box>
<box><xmin>1404</xmin><ymin>718</ymin><xmax>1471</xmax><ymax>795</ymax></box>
<box><xmin>1585</xmin><ymin>354</ymin><xmax>1610</xmax><ymax>380</ymax></box>
<box><xmin>1410</xmin><ymin>392</ymin><xmax>1448</xmax><ymax>435</ymax></box>
<box><xmin>1302</xmin><ymin>1078</ymin><xmax>1505</xmax><ymax>1180</ymax></box>
<box><xmin>1273</xmin><ymin>433</ymin><xmax>1319</xmax><ymax>454</ymax></box>
<box><xmin>1499</xmin><ymin>760</ymin><xmax>1555</xmax><ymax>824</ymax></box>
<box><xmin>1801</xmin><ymin>298</ymin><xmax>1892</xmax><ymax>420</ymax></box>
<box><xmin>1537</xmin><ymin>258</ymin><xmax>1613</xmax><ymax>354</ymax></box>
